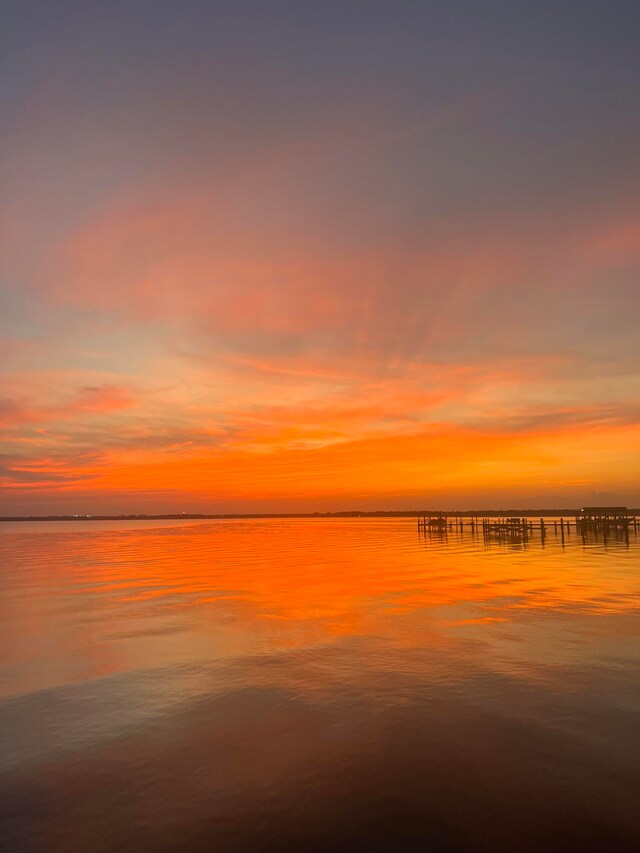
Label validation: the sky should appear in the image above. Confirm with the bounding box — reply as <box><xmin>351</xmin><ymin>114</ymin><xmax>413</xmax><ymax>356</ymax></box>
<box><xmin>1</xmin><ymin>0</ymin><xmax>639</xmax><ymax>514</ymax></box>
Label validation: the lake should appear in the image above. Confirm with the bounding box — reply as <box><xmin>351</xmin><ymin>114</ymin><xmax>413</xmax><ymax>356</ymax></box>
<box><xmin>1</xmin><ymin>518</ymin><xmax>638</xmax><ymax>851</ymax></box>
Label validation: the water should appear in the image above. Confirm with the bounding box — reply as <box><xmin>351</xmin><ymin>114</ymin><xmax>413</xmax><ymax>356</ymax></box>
<box><xmin>1</xmin><ymin>518</ymin><xmax>638</xmax><ymax>852</ymax></box>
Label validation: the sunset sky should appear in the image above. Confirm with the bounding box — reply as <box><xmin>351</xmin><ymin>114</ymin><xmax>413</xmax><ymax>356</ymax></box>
<box><xmin>1</xmin><ymin>0</ymin><xmax>639</xmax><ymax>514</ymax></box>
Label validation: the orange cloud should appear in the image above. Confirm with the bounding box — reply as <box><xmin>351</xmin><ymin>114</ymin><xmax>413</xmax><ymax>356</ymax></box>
<box><xmin>0</xmin><ymin>384</ymin><xmax>134</xmax><ymax>428</ymax></box>
<box><xmin>2</xmin><ymin>410</ymin><xmax>638</xmax><ymax>511</ymax></box>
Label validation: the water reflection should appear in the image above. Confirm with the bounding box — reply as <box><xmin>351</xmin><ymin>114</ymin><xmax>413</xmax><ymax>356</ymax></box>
<box><xmin>1</xmin><ymin>519</ymin><xmax>639</xmax><ymax>851</ymax></box>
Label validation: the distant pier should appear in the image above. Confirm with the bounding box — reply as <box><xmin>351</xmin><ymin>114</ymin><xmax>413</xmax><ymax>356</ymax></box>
<box><xmin>418</xmin><ymin>507</ymin><xmax>638</xmax><ymax>545</ymax></box>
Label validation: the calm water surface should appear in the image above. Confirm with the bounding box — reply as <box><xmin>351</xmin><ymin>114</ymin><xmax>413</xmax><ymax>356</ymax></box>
<box><xmin>1</xmin><ymin>518</ymin><xmax>639</xmax><ymax>851</ymax></box>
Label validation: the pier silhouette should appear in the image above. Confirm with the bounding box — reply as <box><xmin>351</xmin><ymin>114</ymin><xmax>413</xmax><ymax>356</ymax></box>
<box><xmin>418</xmin><ymin>507</ymin><xmax>638</xmax><ymax>548</ymax></box>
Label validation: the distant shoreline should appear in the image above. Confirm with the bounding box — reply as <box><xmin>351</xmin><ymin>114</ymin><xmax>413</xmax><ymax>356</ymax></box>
<box><xmin>2</xmin><ymin>509</ymin><xmax>638</xmax><ymax>522</ymax></box>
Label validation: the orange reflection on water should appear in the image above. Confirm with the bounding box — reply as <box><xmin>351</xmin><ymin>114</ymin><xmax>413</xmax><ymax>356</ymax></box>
<box><xmin>1</xmin><ymin>518</ymin><xmax>638</xmax><ymax>701</ymax></box>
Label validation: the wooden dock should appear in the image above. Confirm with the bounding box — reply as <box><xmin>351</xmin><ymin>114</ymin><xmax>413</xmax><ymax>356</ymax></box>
<box><xmin>418</xmin><ymin>509</ymin><xmax>639</xmax><ymax>545</ymax></box>
<box><xmin>576</xmin><ymin>506</ymin><xmax>636</xmax><ymax>530</ymax></box>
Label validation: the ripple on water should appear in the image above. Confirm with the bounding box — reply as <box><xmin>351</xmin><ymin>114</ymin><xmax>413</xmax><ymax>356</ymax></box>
<box><xmin>1</xmin><ymin>518</ymin><xmax>639</xmax><ymax>851</ymax></box>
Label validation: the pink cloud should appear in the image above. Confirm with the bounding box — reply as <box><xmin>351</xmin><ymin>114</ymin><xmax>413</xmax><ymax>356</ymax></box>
<box><xmin>0</xmin><ymin>384</ymin><xmax>135</xmax><ymax>428</ymax></box>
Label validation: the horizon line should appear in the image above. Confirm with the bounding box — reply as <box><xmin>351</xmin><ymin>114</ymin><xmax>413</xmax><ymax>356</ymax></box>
<box><xmin>2</xmin><ymin>507</ymin><xmax>639</xmax><ymax>523</ymax></box>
